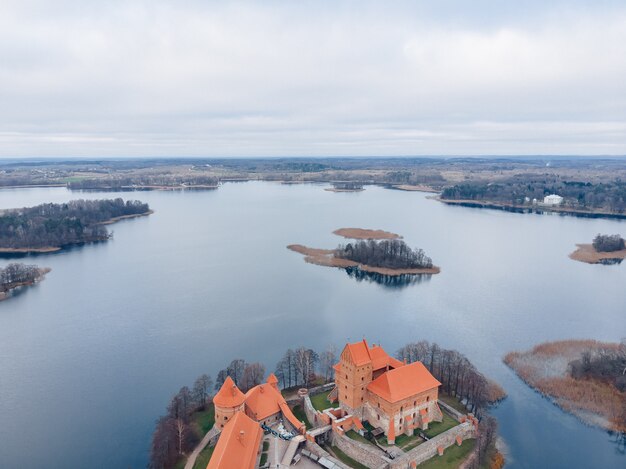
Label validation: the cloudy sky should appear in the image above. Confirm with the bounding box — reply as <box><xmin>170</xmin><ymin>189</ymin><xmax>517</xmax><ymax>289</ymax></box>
<box><xmin>1</xmin><ymin>0</ymin><xmax>625</xmax><ymax>158</ymax></box>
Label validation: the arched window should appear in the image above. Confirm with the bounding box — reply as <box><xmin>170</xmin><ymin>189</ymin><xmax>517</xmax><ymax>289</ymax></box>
<box><xmin>427</xmin><ymin>396</ymin><xmax>430</xmax><ymax>402</ymax></box>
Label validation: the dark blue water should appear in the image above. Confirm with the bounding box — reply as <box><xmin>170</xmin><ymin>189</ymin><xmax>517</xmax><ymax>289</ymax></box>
<box><xmin>0</xmin><ymin>183</ymin><xmax>624</xmax><ymax>468</ymax></box>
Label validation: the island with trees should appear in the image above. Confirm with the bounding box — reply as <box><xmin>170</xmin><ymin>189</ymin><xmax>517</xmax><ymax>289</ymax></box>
<box><xmin>0</xmin><ymin>263</ymin><xmax>50</xmax><ymax>301</ymax></box>
<box><xmin>149</xmin><ymin>339</ymin><xmax>505</xmax><ymax>469</ymax></box>
<box><xmin>0</xmin><ymin>199</ymin><xmax>152</xmax><ymax>253</ymax></box>
<box><xmin>504</xmin><ymin>340</ymin><xmax>626</xmax><ymax>432</ymax></box>
<box><xmin>288</xmin><ymin>229</ymin><xmax>439</xmax><ymax>281</ymax></box>
<box><xmin>569</xmin><ymin>234</ymin><xmax>626</xmax><ymax>264</ymax></box>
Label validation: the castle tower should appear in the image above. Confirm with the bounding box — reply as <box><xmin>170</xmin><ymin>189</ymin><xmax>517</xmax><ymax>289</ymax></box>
<box><xmin>335</xmin><ymin>339</ymin><xmax>373</xmax><ymax>415</ymax></box>
<box><xmin>213</xmin><ymin>376</ymin><xmax>245</xmax><ymax>430</ymax></box>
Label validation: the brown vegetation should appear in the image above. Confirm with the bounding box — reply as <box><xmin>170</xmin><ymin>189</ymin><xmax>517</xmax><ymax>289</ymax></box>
<box><xmin>504</xmin><ymin>340</ymin><xmax>626</xmax><ymax>431</ymax></box>
<box><xmin>333</xmin><ymin>228</ymin><xmax>401</xmax><ymax>240</ymax></box>
<box><xmin>569</xmin><ymin>244</ymin><xmax>626</xmax><ymax>264</ymax></box>
<box><xmin>287</xmin><ymin>243</ymin><xmax>440</xmax><ymax>276</ymax></box>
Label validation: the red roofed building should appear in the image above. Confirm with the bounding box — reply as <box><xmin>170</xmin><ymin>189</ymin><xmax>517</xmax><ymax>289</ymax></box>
<box><xmin>335</xmin><ymin>339</ymin><xmax>442</xmax><ymax>444</ymax></box>
<box><xmin>206</xmin><ymin>411</ymin><xmax>262</xmax><ymax>469</ymax></box>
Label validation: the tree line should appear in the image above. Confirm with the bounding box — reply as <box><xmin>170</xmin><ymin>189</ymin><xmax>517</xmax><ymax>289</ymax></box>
<box><xmin>396</xmin><ymin>341</ymin><xmax>504</xmax><ymax>416</ymax></box>
<box><xmin>150</xmin><ymin>373</ymin><xmax>214</xmax><ymax>469</ymax></box>
<box><xmin>336</xmin><ymin>239</ymin><xmax>433</xmax><ymax>269</ymax></box>
<box><xmin>0</xmin><ymin>263</ymin><xmax>47</xmax><ymax>292</ymax></box>
<box><xmin>441</xmin><ymin>176</ymin><xmax>626</xmax><ymax>213</ymax></box>
<box><xmin>593</xmin><ymin>234</ymin><xmax>625</xmax><ymax>252</ymax></box>
<box><xmin>0</xmin><ymin>199</ymin><xmax>150</xmax><ymax>249</ymax></box>
<box><xmin>68</xmin><ymin>175</ymin><xmax>218</xmax><ymax>190</ymax></box>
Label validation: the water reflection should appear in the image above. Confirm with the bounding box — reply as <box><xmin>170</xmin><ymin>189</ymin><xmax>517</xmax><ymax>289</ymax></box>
<box><xmin>598</xmin><ymin>258</ymin><xmax>623</xmax><ymax>265</ymax></box>
<box><xmin>344</xmin><ymin>266</ymin><xmax>432</xmax><ymax>288</ymax></box>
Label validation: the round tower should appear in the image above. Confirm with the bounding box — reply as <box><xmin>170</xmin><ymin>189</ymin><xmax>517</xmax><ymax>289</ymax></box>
<box><xmin>213</xmin><ymin>376</ymin><xmax>246</xmax><ymax>430</ymax></box>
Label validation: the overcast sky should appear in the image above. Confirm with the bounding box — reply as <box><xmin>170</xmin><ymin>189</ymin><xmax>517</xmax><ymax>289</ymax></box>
<box><xmin>1</xmin><ymin>0</ymin><xmax>625</xmax><ymax>158</ymax></box>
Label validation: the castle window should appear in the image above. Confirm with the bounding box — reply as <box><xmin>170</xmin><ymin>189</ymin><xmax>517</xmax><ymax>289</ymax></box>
<box><xmin>346</xmin><ymin>374</ymin><xmax>348</xmax><ymax>379</ymax></box>
<box><xmin>361</xmin><ymin>377</ymin><xmax>364</xmax><ymax>381</ymax></box>
<box><xmin>377</xmin><ymin>402</ymin><xmax>380</xmax><ymax>408</ymax></box>
<box><xmin>224</xmin><ymin>416</ymin><xmax>227</xmax><ymax>420</ymax></box>
<box><xmin>377</xmin><ymin>414</ymin><xmax>380</xmax><ymax>420</ymax></box>
<box><xmin>427</xmin><ymin>396</ymin><xmax>430</xmax><ymax>402</ymax></box>
<box><xmin>413</xmin><ymin>401</ymin><xmax>416</xmax><ymax>406</ymax></box>
<box><xmin>400</xmin><ymin>406</ymin><xmax>403</xmax><ymax>412</ymax></box>
<box><xmin>345</xmin><ymin>395</ymin><xmax>348</xmax><ymax>399</ymax></box>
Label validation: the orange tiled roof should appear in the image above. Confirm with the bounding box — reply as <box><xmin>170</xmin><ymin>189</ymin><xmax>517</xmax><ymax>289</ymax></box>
<box><xmin>213</xmin><ymin>376</ymin><xmax>245</xmax><ymax>408</ymax></box>
<box><xmin>345</xmin><ymin>339</ymin><xmax>372</xmax><ymax>366</ymax></box>
<box><xmin>244</xmin><ymin>382</ymin><xmax>305</xmax><ymax>433</ymax></box>
<box><xmin>206</xmin><ymin>411</ymin><xmax>262</xmax><ymax>469</ymax></box>
<box><xmin>267</xmin><ymin>373</ymin><xmax>278</xmax><ymax>385</ymax></box>
<box><xmin>369</xmin><ymin>345</ymin><xmax>404</xmax><ymax>371</ymax></box>
<box><xmin>367</xmin><ymin>361</ymin><xmax>441</xmax><ymax>403</ymax></box>
<box><xmin>245</xmin><ymin>383</ymin><xmax>283</xmax><ymax>420</ymax></box>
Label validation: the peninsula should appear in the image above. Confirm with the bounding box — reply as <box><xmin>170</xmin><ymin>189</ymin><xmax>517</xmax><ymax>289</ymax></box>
<box><xmin>569</xmin><ymin>234</ymin><xmax>626</xmax><ymax>264</ymax></box>
<box><xmin>504</xmin><ymin>340</ymin><xmax>626</xmax><ymax>432</ymax></box>
<box><xmin>0</xmin><ymin>263</ymin><xmax>50</xmax><ymax>301</ymax></box>
<box><xmin>0</xmin><ymin>199</ymin><xmax>152</xmax><ymax>254</ymax></box>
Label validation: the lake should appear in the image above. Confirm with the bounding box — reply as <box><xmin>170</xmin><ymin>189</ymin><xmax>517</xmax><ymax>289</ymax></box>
<box><xmin>0</xmin><ymin>182</ymin><xmax>625</xmax><ymax>469</ymax></box>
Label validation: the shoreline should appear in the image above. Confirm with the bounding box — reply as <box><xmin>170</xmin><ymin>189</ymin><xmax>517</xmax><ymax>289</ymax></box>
<box><xmin>98</xmin><ymin>209</ymin><xmax>154</xmax><ymax>225</ymax></box>
<box><xmin>0</xmin><ymin>267</ymin><xmax>51</xmax><ymax>301</ymax></box>
<box><xmin>0</xmin><ymin>210</ymin><xmax>153</xmax><ymax>253</ymax></box>
<box><xmin>332</xmin><ymin>228</ymin><xmax>401</xmax><ymax>240</ymax></box>
<box><xmin>287</xmin><ymin>244</ymin><xmax>440</xmax><ymax>276</ymax></box>
<box><xmin>437</xmin><ymin>197</ymin><xmax>626</xmax><ymax>220</ymax></box>
<box><xmin>324</xmin><ymin>187</ymin><xmax>364</xmax><ymax>192</ymax></box>
<box><xmin>388</xmin><ymin>184</ymin><xmax>438</xmax><ymax>193</ymax></box>
<box><xmin>569</xmin><ymin>243</ymin><xmax>626</xmax><ymax>264</ymax></box>
<box><xmin>504</xmin><ymin>340</ymin><xmax>625</xmax><ymax>431</ymax></box>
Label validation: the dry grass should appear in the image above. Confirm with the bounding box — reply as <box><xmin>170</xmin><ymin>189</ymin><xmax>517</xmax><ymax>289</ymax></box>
<box><xmin>569</xmin><ymin>243</ymin><xmax>626</xmax><ymax>264</ymax></box>
<box><xmin>333</xmin><ymin>228</ymin><xmax>401</xmax><ymax>240</ymax></box>
<box><xmin>287</xmin><ymin>243</ymin><xmax>440</xmax><ymax>275</ymax></box>
<box><xmin>504</xmin><ymin>340</ymin><xmax>625</xmax><ymax>431</ymax></box>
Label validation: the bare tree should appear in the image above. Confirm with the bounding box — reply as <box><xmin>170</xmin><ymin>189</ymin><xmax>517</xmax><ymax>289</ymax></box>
<box><xmin>319</xmin><ymin>344</ymin><xmax>337</xmax><ymax>383</ymax></box>
<box><xmin>240</xmin><ymin>363</ymin><xmax>266</xmax><ymax>392</ymax></box>
<box><xmin>192</xmin><ymin>374</ymin><xmax>213</xmax><ymax>410</ymax></box>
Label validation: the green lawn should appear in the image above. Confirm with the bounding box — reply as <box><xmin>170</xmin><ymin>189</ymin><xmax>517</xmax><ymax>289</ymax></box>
<box><xmin>439</xmin><ymin>394</ymin><xmax>468</xmax><ymax>414</ymax></box>
<box><xmin>191</xmin><ymin>405</ymin><xmax>216</xmax><ymax>435</ymax></box>
<box><xmin>310</xmin><ymin>390</ymin><xmax>339</xmax><ymax>411</ymax></box>
<box><xmin>291</xmin><ymin>405</ymin><xmax>312</xmax><ymax>429</ymax></box>
<box><xmin>263</xmin><ymin>440</ymin><xmax>269</xmax><ymax>451</ymax></box>
<box><xmin>423</xmin><ymin>414</ymin><xmax>459</xmax><ymax>439</ymax></box>
<box><xmin>328</xmin><ymin>446</ymin><xmax>370</xmax><ymax>469</ymax></box>
<box><xmin>260</xmin><ymin>452</ymin><xmax>268</xmax><ymax>466</ymax></box>
<box><xmin>192</xmin><ymin>445</ymin><xmax>214</xmax><ymax>469</ymax></box>
<box><xmin>345</xmin><ymin>430</ymin><xmax>370</xmax><ymax>445</ymax></box>
<box><xmin>393</xmin><ymin>431</ymin><xmax>424</xmax><ymax>450</ymax></box>
<box><xmin>416</xmin><ymin>439</ymin><xmax>475</xmax><ymax>469</ymax></box>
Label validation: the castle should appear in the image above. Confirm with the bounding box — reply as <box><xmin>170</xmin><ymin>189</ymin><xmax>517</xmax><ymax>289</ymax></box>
<box><xmin>333</xmin><ymin>339</ymin><xmax>443</xmax><ymax>444</ymax></box>
<box><xmin>207</xmin><ymin>339</ymin><xmax>444</xmax><ymax>467</ymax></box>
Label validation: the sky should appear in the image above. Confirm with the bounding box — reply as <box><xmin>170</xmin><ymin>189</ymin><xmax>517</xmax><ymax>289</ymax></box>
<box><xmin>0</xmin><ymin>0</ymin><xmax>625</xmax><ymax>158</ymax></box>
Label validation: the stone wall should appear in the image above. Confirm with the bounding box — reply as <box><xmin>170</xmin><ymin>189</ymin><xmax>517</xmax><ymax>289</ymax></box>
<box><xmin>332</xmin><ymin>431</ymin><xmax>389</xmax><ymax>469</ymax></box>
<box><xmin>389</xmin><ymin>421</ymin><xmax>476</xmax><ymax>469</ymax></box>
<box><xmin>303</xmin><ymin>395</ymin><xmax>321</xmax><ymax>427</ymax></box>
<box><xmin>438</xmin><ymin>399</ymin><xmax>465</xmax><ymax>421</ymax></box>
<box><xmin>304</xmin><ymin>440</ymin><xmax>352</xmax><ymax>469</ymax></box>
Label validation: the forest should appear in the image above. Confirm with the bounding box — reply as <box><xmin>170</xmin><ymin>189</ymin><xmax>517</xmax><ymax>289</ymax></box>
<box><xmin>593</xmin><ymin>234</ymin><xmax>625</xmax><ymax>252</ymax></box>
<box><xmin>335</xmin><ymin>239</ymin><xmax>433</xmax><ymax>269</ymax></box>
<box><xmin>441</xmin><ymin>176</ymin><xmax>626</xmax><ymax>213</ymax></box>
<box><xmin>0</xmin><ymin>263</ymin><xmax>48</xmax><ymax>293</ymax></box>
<box><xmin>0</xmin><ymin>199</ymin><xmax>150</xmax><ymax>250</ymax></box>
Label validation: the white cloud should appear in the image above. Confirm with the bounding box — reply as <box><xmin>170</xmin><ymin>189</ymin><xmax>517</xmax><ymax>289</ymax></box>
<box><xmin>0</xmin><ymin>1</ymin><xmax>625</xmax><ymax>157</ymax></box>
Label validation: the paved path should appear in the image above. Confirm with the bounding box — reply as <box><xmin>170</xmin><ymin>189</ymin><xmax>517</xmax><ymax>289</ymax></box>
<box><xmin>184</xmin><ymin>427</ymin><xmax>218</xmax><ymax>469</ymax></box>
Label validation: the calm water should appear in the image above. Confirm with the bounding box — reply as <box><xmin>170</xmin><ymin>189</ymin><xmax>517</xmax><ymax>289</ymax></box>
<box><xmin>0</xmin><ymin>182</ymin><xmax>625</xmax><ymax>469</ymax></box>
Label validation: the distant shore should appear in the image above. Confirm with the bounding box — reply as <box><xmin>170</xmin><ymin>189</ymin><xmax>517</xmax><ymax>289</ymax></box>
<box><xmin>569</xmin><ymin>243</ymin><xmax>626</xmax><ymax>264</ymax></box>
<box><xmin>504</xmin><ymin>340</ymin><xmax>625</xmax><ymax>431</ymax></box>
<box><xmin>287</xmin><ymin>244</ymin><xmax>440</xmax><ymax>276</ymax></box>
<box><xmin>437</xmin><ymin>197</ymin><xmax>626</xmax><ymax>220</ymax></box>
<box><xmin>332</xmin><ymin>228</ymin><xmax>401</xmax><ymax>240</ymax></box>
<box><xmin>389</xmin><ymin>184</ymin><xmax>438</xmax><ymax>193</ymax></box>
<box><xmin>324</xmin><ymin>187</ymin><xmax>364</xmax><ymax>192</ymax></box>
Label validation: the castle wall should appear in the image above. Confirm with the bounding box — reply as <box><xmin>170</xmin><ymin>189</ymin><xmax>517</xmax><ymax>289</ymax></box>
<box><xmin>214</xmin><ymin>402</ymin><xmax>245</xmax><ymax>429</ymax></box>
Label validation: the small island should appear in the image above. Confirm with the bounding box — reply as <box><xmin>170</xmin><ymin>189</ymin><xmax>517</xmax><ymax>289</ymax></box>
<box><xmin>0</xmin><ymin>263</ymin><xmax>50</xmax><ymax>301</ymax></box>
<box><xmin>569</xmin><ymin>233</ymin><xmax>626</xmax><ymax>264</ymax></box>
<box><xmin>288</xmin><ymin>229</ymin><xmax>440</xmax><ymax>278</ymax></box>
<box><xmin>504</xmin><ymin>340</ymin><xmax>626</xmax><ymax>432</ymax></box>
<box><xmin>324</xmin><ymin>181</ymin><xmax>364</xmax><ymax>192</ymax></box>
<box><xmin>0</xmin><ymin>198</ymin><xmax>152</xmax><ymax>254</ymax></box>
<box><xmin>332</xmin><ymin>227</ymin><xmax>401</xmax><ymax>240</ymax></box>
